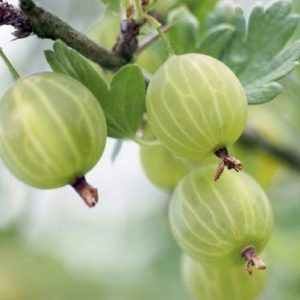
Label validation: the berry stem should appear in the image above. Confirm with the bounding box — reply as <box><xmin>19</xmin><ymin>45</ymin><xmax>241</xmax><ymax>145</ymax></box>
<box><xmin>71</xmin><ymin>177</ymin><xmax>98</xmax><ymax>208</ymax></box>
<box><xmin>0</xmin><ymin>48</ymin><xmax>20</xmax><ymax>80</ymax></box>
<box><xmin>214</xmin><ymin>147</ymin><xmax>242</xmax><ymax>181</ymax></box>
<box><xmin>241</xmin><ymin>246</ymin><xmax>266</xmax><ymax>275</ymax></box>
<box><xmin>144</xmin><ymin>14</ymin><xmax>175</xmax><ymax>57</ymax></box>
<box><xmin>134</xmin><ymin>0</ymin><xmax>144</xmax><ymax>23</ymax></box>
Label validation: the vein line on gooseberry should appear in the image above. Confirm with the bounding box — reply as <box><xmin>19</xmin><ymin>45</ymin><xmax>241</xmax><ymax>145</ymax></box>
<box><xmin>1</xmin><ymin>137</ymin><xmax>43</xmax><ymax>183</ymax></box>
<box><xmin>160</xmin><ymin>81</ymin><xmax>204</xmax><ymax>147</ymax></box>
<box><xmin>177</xmin><ymin>198</ymin><xmax>228</xmax><ymax>247</ymax></box>
<box><xmin>177</xmin><ymin>59</ymin><xmax>217</xmax><ymax>141</ymax></box>
<box><xmin>180</xmin><ymin>193</ymin><xmax>229</xmax><ymax>243</ymax></box>
<box><xmin>205</xmin><ymin>178</ymin><xmax>241</xmax><ymax>239</ymax></box>
<box><xmin>236</xmin><ymin>174</ymin><xmax>261</xmax><ymax>234</ymax></box>
<box><xmin>163</xmin><ymin>69</ymin><xmax>212</xmax><ymax>144</ymax></box>
<box><xmin>190</xmin><ymin>179</ymin><xmax>228</xmax><ymax>236</ymax></box>
<box><xmin>148</xmin><ymin>96</ymin><xmax>202</xmax><ymax>153</ymax></box>
<box><xmin>190</xmin><ymin>57</ymin><xmax>225</xmax><ymax>137</ymax></box>
<box><xmin>28</xmin><ymin>82</ymin><xmax>83</xmax><ymax>167</ymax></box>
<box><xmin>171</xmin><ymin>217</ymin><xmax>226</xmax><ymax>256</ymax></box>
<box><xmin>149</xmin><ymin>110</ymin><xmax>201</xmax><ymax>153</ymax></box>
<box><xmin>13</xmin><ymin>87</ymin><xmax>61</xmax><ymax>175</ymax></box>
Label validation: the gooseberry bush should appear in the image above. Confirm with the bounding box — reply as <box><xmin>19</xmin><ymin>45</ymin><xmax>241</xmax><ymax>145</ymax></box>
<box><xmin>1</xmin><ymin>0</ymin><xmax>300</xmax><ymax>299</ymax></box>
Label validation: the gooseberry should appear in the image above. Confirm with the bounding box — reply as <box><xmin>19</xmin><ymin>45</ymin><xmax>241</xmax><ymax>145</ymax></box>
<box><xmin>182</xmin><ymin>254</ymin><xmax>266</xmax><ymax>300</ymax></box>
<box><xmin>169</xmin><ymin>165</ymin><xmax>273</xmax><ymax>273</ymax></box>
<box><xmin>146</xmin><ymin>54</ymin><xmax>247</xmax><ymax>177</ymax></box>
<box><xmin>140</xmin><ymin>125</ymin><xmax>188</xmax><ymax>190</ymax></box>
<box><xmin>0</xmin><ymin>72</ymin><xmax>107</xmax><ymax>207</ymax></box>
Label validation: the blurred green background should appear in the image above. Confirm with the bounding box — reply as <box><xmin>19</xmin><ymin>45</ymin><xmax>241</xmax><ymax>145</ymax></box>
<box><xmin>1</xmin><ymin>0</ymin><xmax>300</xmax><ymax>299</ymax></box>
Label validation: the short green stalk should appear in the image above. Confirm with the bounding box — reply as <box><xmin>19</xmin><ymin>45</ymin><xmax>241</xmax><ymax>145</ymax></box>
<box><xmin>0</xmin><ymin>48</ymin><xmax>20</xmax><ymax>80</ymax></box>
<box><xmin>121</xmin><ymin>0</ymin><xmax>131</xmax><ymax>19</ymax></box>
<box><xmin>134</xmin><ymin>0</ymin><xmax>144</xmax><ymax>23</ymax></box>
<box><xmin>144</xmin><ymin>14</ymin><xmax>175</xmax><ymax>57</ymax></box>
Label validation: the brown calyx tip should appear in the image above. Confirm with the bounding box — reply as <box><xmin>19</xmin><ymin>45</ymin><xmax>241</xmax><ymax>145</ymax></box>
<box><xmin>241</xmin><ymin>246</ymin><xmax>266</xmax><ymax>275</ymax></box>
<box><xmin>71</xmin><ymin>176</ymin><xmax>98</xmax><ymax>208</ymax></box>
<box><xmin>214</xmin><ymin>147</ymin><xmax>243</xmax><ymax>181</ymax></box>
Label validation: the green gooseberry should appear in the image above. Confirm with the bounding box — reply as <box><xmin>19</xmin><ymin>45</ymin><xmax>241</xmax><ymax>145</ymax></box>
<box><xmin>0</xmin><ymin>72</ymin><xmax>107</xmax><ymax>207</ymax></box>
<box><xmin>169</xmin><ymin>165</ymin><xmax>273</xmax><ymax>272</ymax></box>
<box><xmin>182</xmin><ymin>254</ymin><xmax>267</xmax><ymax>300</ymax></box>
<box><xmin>146</xmin><ymin>54</ymin><xmax>247</xmax><ymax>162</ymax></box>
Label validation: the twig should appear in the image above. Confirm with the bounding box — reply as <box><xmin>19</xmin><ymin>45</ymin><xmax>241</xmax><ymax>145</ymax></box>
<box><xmin>16</xmin><ymin>0</ymin><xmax>126</xmax><ymax>69</ymax></box>
<box><xmin>113</xmin><ymin>18</ymin><xmax>141</xmax><ymax>61</ymax></box>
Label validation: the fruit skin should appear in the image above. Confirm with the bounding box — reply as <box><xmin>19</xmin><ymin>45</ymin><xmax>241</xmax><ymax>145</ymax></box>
<box><xmin>140</xmin><ymin>125</ymin><xmax>188</xmax><ymax>190</ymax></box>
<box><xmin>182</xmin><ymin>254</ymin><xmax>266</xmax><ymax>300</ymax></box>
<box><xmin>0</xmin><ymin>72</ymin><xmax>107</xmax><ymax>189</ymax></box>
<box><xmin>140</xmin><ymin>125</ymin><xmax>218</xmax><ymax>191</ymax></box>
<box><xmin>146</xmin><ymin>54</ymin><xmax>247</xmax><ymax>160</ymax></box>
<box><xmin>169</xmin><ymin>165</ymin><xmax>273</xmax><ymax>267</ymax></box>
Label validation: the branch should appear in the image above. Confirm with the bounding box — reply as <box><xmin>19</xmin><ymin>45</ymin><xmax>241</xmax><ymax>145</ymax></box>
<box><xmin>16</xmin><ymin>0</ymin><xmax>126</xmax><ymax>69</ymax></box>
<box><xmin>241</xmin><ymin>128</ymin><xmax>300</xmax><ymax>172</ymax></box>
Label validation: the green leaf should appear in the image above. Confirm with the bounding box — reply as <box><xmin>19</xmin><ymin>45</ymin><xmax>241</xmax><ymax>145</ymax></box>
<box><xmin>102</xmin><ymin>65</ymin><xmax>146</xmax><ymax>138</ymax></box>
<box><xmin>167</xmin><ymin>5</ymin><xmax>200</xmax><ymax>54</ymax></box>
<box><xmin>45</xmin><ymin>41</ymin><xmax>146</xmax><ymax>139</ymax></box>
<box><xmin>204</xmin><ymin>0</ymin><xmax>300</xmax><ymax>104</ymax></box>
<box><xmin>198</xmin><ymin>24</ymin><xmax>235</xmax><ymax>58</ymax></box>
<box><xmin>45</xmin><ymin>40</ymin><xmax>110</xmax><ymax>104</ymax></box>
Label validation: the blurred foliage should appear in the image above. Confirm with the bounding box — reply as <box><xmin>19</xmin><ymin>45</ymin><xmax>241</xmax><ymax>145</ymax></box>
<box><xmin>0</xmin><ymin>228</ymin><xmax>107</xmax><ymax>300</ymax></box>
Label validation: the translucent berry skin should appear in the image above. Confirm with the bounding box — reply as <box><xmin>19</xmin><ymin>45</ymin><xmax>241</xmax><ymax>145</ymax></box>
<box><xmin>182</xmin><ymin>255</ymin><xmax>266</xmax><ymax>300</ymax></box>
<box><xmin>0</xmin><ymin>72</ymin><xmax>107</xmax><ymax>189</ymax></box>
<box><xmin>146</xmin><ymin>54</ymin><xmax>247</xmax><ymax>160</ymax></box>
<box><xmin>169</xmin><ymin>165</ymin><xmax>273</xmax><ymax>267</ymax></box>
<box><xmin>140</xmin><ymin>125</ymin><xmax>188</xmax><ymax>190</ymax></box>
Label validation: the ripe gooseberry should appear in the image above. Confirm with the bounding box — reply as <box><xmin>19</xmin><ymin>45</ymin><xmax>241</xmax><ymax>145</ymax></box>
<box><xmin>169</xmin><ymin>165</ymin><xmax>273</xmax><ymax>274</ymax></box>
<box><xmin>0</xmin><ymin>72</ymin><xmax>107</xmax><ymax>207</ymax></box>
<box><xmin>182</xmin><ymin>254</ymin><xmax>266</xmax><ymax>300</ymax></box>
<box><xmin>146</xmin><ymin>54</ymin><xmax>247</xmax><ymax>179</ymax></box>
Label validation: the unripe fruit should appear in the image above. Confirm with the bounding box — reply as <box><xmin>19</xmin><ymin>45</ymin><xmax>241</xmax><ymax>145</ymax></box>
<box><xmin>140</xmin><ymin>125</ymin><xmax>218</xmax><ymax>190</ymax></box>
<box><xmin>182</xmin><ymin>254</ymin><xmax>266</xmax><ymax>300</ymax></box>
<box><xmin>140</xmin><ymin>125</ymin><xmax>188</xmax><ymax>190</ymax></box>
<box><xmin>169</xmin><ymin>165</ymin><xmax>273</xmax><ymax>271</ymax></box>
<box><xmin>0</xmin><ymin>72</ymin><xmax>107</xmax><ymax>206</ymax></box>
<box><xmin>146</xmin><ymin>54</ymin><xmax>247</xmax><ymax>160</ymax></box>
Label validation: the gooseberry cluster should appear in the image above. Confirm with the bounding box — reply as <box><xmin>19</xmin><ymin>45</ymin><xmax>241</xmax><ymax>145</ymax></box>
<box><xmin>139</xmin><ymin>53</ymin><xmax>273</xmax><ymax>299</ymax></box>
<box><xmin>0</xmin><ymin>34</ymin><xmax>272</xmax><ymax>300</ymax></box>
<box><xmin>4</xmin><ymin>0</ymin><xmax>299</xmax><ymax>298</ymax></box>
